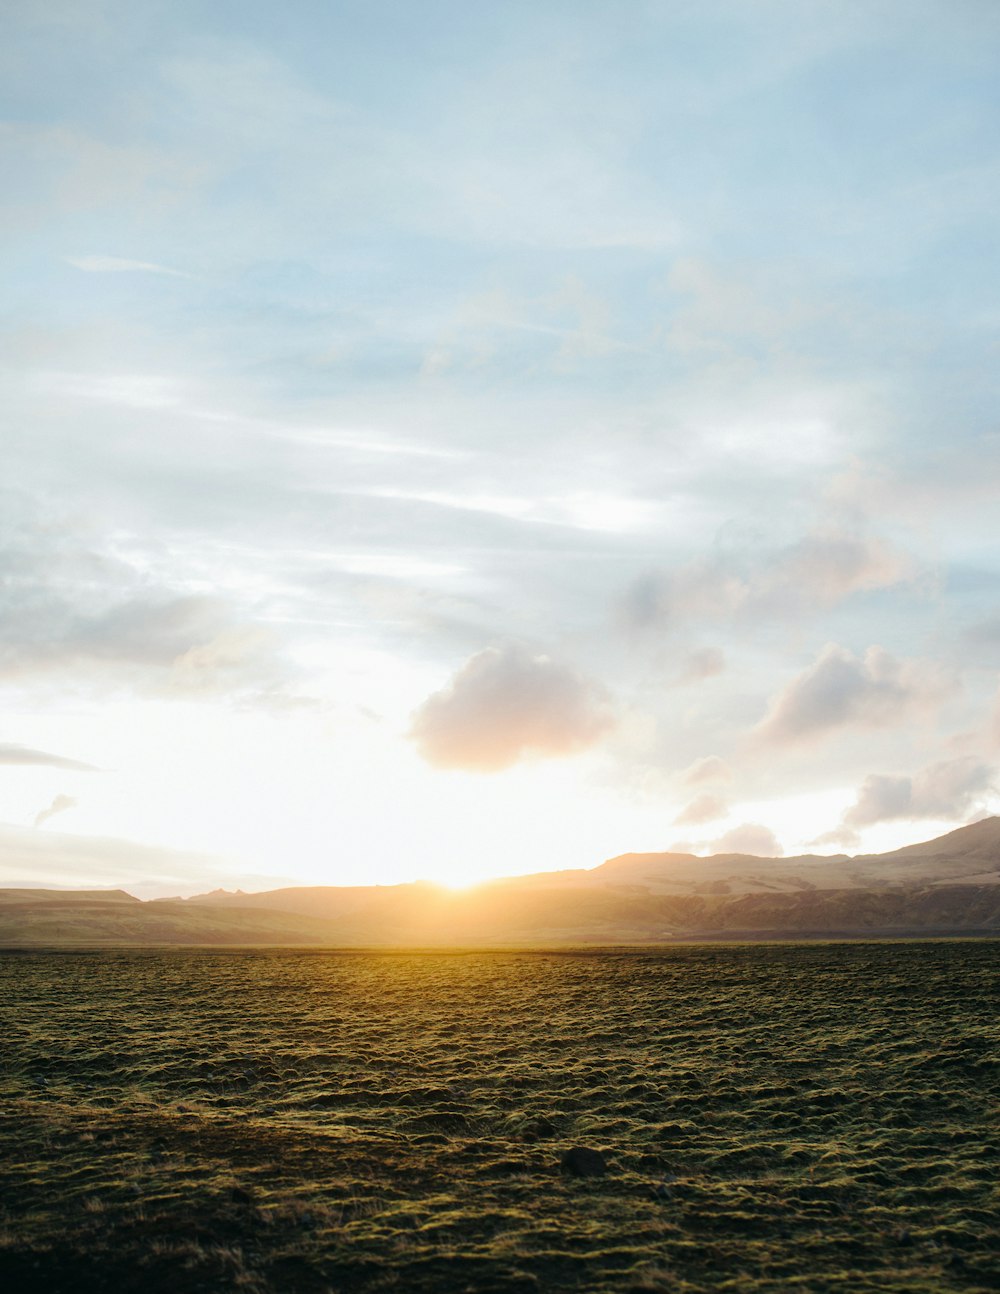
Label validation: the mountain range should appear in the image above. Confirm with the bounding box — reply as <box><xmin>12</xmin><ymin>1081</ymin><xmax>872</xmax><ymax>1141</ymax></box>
<box><xmin>3</xmin><ymin>817</ymin><xmax>1000</xmax><ymax>946</ymax></box>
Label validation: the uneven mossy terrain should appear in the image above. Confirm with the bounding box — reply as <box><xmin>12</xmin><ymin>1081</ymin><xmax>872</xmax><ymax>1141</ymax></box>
<box><xmin>1</xmin><ymin>944</ymin><xmax>998</xmax><ymax>1292</ymax></box>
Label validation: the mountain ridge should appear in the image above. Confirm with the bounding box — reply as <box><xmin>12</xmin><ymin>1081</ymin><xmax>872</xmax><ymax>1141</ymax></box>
<box><xmin>2</xmin><ymin>817</ymin><xmax>999</xmax><ymax>946</ymax></box>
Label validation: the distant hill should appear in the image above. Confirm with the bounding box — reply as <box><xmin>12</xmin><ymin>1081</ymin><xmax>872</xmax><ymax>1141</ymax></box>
<box><xmin>3</xmin><ymin>818</ymin><xmax>1000</xmax><ymax>946</ymax></box>
<box><xmin>0</xmin><ymin>888</ymin><xmax>140</xmax><ymax>905</ymax></box>
<box><xmin>589</xmin><ymin>817</ymin><xmax>1000</xmax><ymax>895</ymax></box>
<box><xmin>0</xmin><ymin>889</ymin><xmax>343</xmax><ymax>947</ymax></box>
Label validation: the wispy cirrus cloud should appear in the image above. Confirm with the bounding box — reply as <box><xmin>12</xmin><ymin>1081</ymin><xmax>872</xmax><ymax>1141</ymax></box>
<box><xmin>0</xmin><ymin>494</ymin><xmax>290</xmax><ymax>701</ymax></box>
<box><xmin>66</xmin><ymin>255</ymin><xmax>191</xmax><ymax>277</ymax></box>
<box><xmin>0</xmin><ymin>820</ymin><xmax>276</xmax><ymax>898</ymax></box>
<box><xmin>0</xmin><ymin>744</ymin><xmax>97</xmax><ymax>772</ymax></box>
<box><xmin>625</xmin><ymin>528</ymin><xmax>918</xmax><ymax>632</ymax></box>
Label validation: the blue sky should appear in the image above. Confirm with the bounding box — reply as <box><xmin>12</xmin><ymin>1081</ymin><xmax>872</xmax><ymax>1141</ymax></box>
<box><xmin>2</xmin><ymin>0</ymin><xmax>1000</xmax><ymax>893</ymax></box>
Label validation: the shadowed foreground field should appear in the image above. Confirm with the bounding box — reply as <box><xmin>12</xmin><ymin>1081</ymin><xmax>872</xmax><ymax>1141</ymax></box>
<box><xmin>1</xmin><ymin>944</ymin><xmax>998</xmax><ymax>1293</ymax></box>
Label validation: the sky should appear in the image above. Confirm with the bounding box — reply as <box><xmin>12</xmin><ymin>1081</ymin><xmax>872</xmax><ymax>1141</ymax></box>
<box><xmin>2</xmin><ymin>0</ymin><xmax>1000</xmax><ymax>895</ymax></box>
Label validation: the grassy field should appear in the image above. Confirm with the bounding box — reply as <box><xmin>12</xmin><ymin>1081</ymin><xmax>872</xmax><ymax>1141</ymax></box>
<box><xmin>1</xmin><ymin>944</ymin><xmax>998</xmax><ymax>1293</ymax></box>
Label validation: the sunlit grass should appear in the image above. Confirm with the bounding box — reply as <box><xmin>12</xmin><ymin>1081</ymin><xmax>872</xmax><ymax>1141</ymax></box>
<box><xmin>0</xmin><ymin>944</ymin><xmax>997</xmax><ymax>1293</ymax></box>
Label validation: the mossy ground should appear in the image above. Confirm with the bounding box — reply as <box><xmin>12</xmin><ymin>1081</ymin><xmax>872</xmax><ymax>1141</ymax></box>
<box><xmin>1</xmin><ymin>943</ymin><xmax>998</xmax><ymax>1292</ymax></box>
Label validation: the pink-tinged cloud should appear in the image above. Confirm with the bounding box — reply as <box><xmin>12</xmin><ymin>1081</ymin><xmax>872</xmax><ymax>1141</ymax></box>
<box><xmin>843</xmin><ymin>756</ymin><xmax>995</xmax><ymax>828</ymax></box>
<box><xmin>673</xmin><ymin>793</ymin><xmax>729</xmax><ymax>827</ymax></box>
<box><xmin>772</xmin><ymin>531</ymin><xmax>916</xmax><ymax>607</ymax></box>
<box><xmin>33</xmin><ymin>794</ymin><xmax>78</xmax><ymax>829</ymax></box>
<box><xmin>680</xmin><ymin>755</ymin><xmax>733</xmax><ymax>787</ymax></box>
<box><xmin>410</xmin><ymin>644</ymin><xmax>615</xmax><ymax>772</ymax></box>
<box><xmin>755</xmin><ymin>644</ymin><xmax>953</xmax><ymax>746</ymax></box>
<box><xmin>673</xmin><ymin>647</ymin><xmax>726</xmax><ymax>686</ymax></box>
<box><xmin>710</xmin><ymin>823</ymin><xmax>784</xmax><ymax>857</ymax></box>
<box><xmin>808</xmin><ymin>826</ymin><xmax>861</xmax><ymax>850</ymax></box>
<box><xmin>625</xmin><ymin>529</ymin><xmax>916</xmax><ymax>630</ymax></box>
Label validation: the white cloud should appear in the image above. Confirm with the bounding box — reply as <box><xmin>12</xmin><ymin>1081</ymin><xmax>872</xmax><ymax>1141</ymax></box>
<box><xmin>34</xmin><ymin>794</ymin><xmax>78</xmax><ymax>829</ymax></box>
<box><xmin>710</xmin><ymin>822</ymin><xmax>784</xmax><ymax>857</ymax></box>
<box><xmin>4</xmin><ymin>0</ymin><xmax>1000</xmax><ymax>892</ymax></box>
<box><xmin>666</xmin><ymin>255</ymin><xmax>828</xmax><ymax>364</ymax></box>
<box><xmin>410</xmin><ymin>644</ymin><xmax>615</xmax><ymax>772</ymax></box>
<box><xmin>0</xmin><ymin>493</ymin><xmax>292</xmax><ymax>699</ymax></box>
<box><xmin>37</xmin><ymin>371</ymin><xmax>186</xmax><ymax>409</ymax></box>
<box><xmin>625</xmin><ymin>528</ymin><xmax>917</xmax><ymax>630</ymax></box>
<box><xmin>673</xmin><ymin>647</ymin><xmax>726</xmax><ymax>686</ymax></box>
<box><xmin>66</xmin><ymin>255</ymin><xmax>190</xmax><ymax>277</ymax></box>
<box><xmin>681</xmin><ymin>756</ymin><xmax>733</xmax><ymax>787</ymax></box>
<box><xmin>673</xmin><ymin>793</ymin><xmax>728</xmax><ymax>826</ymax></box>
<box><xmin>843</xmin><ymin>756</ymin><xmax>996</xmax><ymax>828</ymax></box>
<box><xmin>0</xmin><ymin>588</ymin><xmax>278</xmax><ymax>693</ymax></box>
<box><xmin>0</xmin><ymin>820</ymin><xmax>258</xmax><ymax>896</ymax></box>
<box><xmin>773</xmin><ymin>531</ymin><xmax>917</xmax><ymax>606</ymax></box>
<box><xmin>755</xmin><ymin>644</ymin><xmax>953</xmax><ymax>746</ymax></box>
<box><xmin>0</xmin><ymin>744</ymin><xmax>97</xmax><ymax>772</ymax></box>
<box><xmin>809</xmin><ymin>825</ymin><xmax>861</xmax><ymax>850</ymax></box>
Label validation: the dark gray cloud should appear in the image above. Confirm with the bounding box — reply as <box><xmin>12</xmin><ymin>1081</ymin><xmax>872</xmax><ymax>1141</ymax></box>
<box><xmin>843</xmin><ymin>756</ymin><xmax>995</xmax><ymax>828</ymax></box>
<box><xmin>410</xmin><ymin>644</ymin><xmax>616</xmax><ymax>772</ymax></box>
<box><xmin>755</xmin><ymin>644</ymin><xmax>953</xmax><ymax>746</ymax></box>
<box><xmin>0</xmin><ymin>744</ymin><xmax>97</xmax><ymax>772</ymax></box>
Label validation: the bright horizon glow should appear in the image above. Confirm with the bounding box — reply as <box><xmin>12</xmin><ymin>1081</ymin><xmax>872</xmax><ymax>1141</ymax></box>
<box><xmin>3</xmin><ymin>696</ymin><xmax>992</xmax><ymax>897</ymax></box>
<box><xmin>3</xmin><ymin>2</ymin><xmax>1000</xmax><ymax>897</ymax></box>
